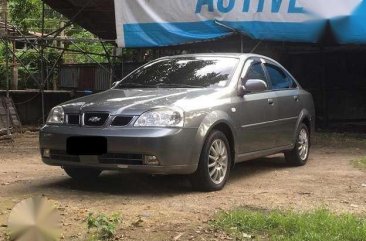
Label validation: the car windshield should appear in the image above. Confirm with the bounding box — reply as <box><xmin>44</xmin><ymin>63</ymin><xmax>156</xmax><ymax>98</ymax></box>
<box><xmin>115</xmin><ymin>57</ymin><xmax>239</xmax><ymax>89</ymax></box>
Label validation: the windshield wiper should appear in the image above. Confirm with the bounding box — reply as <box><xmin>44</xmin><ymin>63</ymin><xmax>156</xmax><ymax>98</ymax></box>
<box><xmin>155</xmin><ymin>83</ymin><xmax>201</xmax><ymax>88</ymax></box>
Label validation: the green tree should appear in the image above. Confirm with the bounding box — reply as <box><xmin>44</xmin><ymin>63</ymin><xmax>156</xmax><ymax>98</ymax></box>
<box><xmin>8</xmin><ymin>0</ymin><xmax>61</xmax><ymax>33</ymax></box>
<box><xmin>0</xmin><ymin>0</ymin><xmax>117</xmax><ymax>90</ymax></box>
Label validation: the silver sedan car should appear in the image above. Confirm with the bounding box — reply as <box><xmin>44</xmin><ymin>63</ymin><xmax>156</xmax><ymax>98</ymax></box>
<box><xmin>40</xmin><ymin>53</ymin><xmax>315</xmax><ymax>191</ymax></box>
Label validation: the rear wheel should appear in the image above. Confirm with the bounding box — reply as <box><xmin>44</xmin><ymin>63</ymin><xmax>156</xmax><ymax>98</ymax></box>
<box><xmin>285</xmin><ymin>123</ymin><xmax>310</xmax><ymax>166</ymax></box>
<box><xmin>63</xmin><ymin>167</ymin><xmax>102</xmax><ymax>181</ymax></box>
<box><xmin>190</xmin><ymin>130</ymin><xmax>231</xmax><ymax>192</ymax></box>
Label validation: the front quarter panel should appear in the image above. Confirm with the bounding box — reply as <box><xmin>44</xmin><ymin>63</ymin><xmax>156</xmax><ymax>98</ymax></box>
<box><xmin>190</xmin><ymin>109</ymin><xmax>237</xmax><ymax>167</ymax></box>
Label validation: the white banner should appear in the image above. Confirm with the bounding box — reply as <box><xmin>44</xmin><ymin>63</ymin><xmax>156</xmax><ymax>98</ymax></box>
<box><xmin>114</xmin><ymin>0</ymin><xmax>365</xmax><ymax>47</ymax></box>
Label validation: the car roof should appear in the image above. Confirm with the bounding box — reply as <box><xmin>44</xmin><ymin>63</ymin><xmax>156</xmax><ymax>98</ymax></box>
<box><xmin>162</xmin><ymin>53</ymin><xmax>274</xmax><ymax>61</ymax></box>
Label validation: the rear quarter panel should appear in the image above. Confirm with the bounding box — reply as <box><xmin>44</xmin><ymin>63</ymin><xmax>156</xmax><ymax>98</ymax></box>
<box><xmin>298</xmin><ymin>89</ymin><xmax>316</xmax><ymax>139</ymax></box>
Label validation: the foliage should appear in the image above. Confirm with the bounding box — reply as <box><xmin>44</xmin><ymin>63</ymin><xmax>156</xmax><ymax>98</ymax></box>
<box><xmin>16</xmin><ymin>48</ymin><xmax>61</xmax><ymax>89</ymax></box>
<box><xmin>8</xmin><ymin>0</ymin><xmax>43</xmax><ymax>32</ymax></box>
<box><xmin>8</xmin><ymin>0</ymin><xmax>62</xmax><ymax>33</ymax></box>
<box><xmin>7</xmin><ymin>0</ymin><xmax>115</xmax><ymax>64</ymax></box>
<box><xmin>213</xmin><ymin>208</ymin><xmax>366</xmax><ymax>241</ymax></box>
<box><xmin>66</xmin><ymin>30</ymin><xmax>110</xmax><ymax>63</ymax></box>
<box><xmin>0</xmin><ymin>43</ymin><xmax>11</xmax><ymax>89</ymax></box>
<box><xmin>86</xmin><ymin>213</ymin><xmax>121</xmax><ymax>240</ymax></box>
<box><xmin>0</xmin><ymin>0</ymin><xmax>121</xmax><ymax>90</ymax></box>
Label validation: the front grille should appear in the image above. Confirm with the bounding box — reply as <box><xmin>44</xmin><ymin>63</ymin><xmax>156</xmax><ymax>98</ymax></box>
<box><xmin>83</xmin><ymin>112</ymin><xmax>109</xmax><ymax>126</ymax></box>
<box><xmin>67</xmin><ymin>114</ymin><xmax>80</xmax><ymax>125</ymax></box>
<box><xmin>99</xmin><ymin>153</ymin><xmax>143</xmax><ymax>165</ymax></box>
<box><xmin>50</xmin><ymin>150</ymin><xmax>80</xmax><ymax>162</ymax></box>
<box><xmin>111</xmin><ymin>116</ymin><xmax>133</xmax><ymax>127</ymax></box>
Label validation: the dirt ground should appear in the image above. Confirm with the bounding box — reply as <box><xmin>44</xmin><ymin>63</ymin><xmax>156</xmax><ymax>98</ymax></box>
<box><xmin>0</xmin><ymin>132</ymin><xmax>366</xmax><ymax>240</ymax></box>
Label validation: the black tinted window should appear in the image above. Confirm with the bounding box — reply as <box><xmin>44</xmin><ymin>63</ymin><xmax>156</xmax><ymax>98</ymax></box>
<box><xmin>265</xmin><ymin>64</ymin><xmax>292</xmax><ymax>89</ymax></box>
<box><xmin>243</xmin><ymin>62</ymin><xmax>266</xmax><ymax>83</ymax></box>
<box><xmin>116</xmin><ymin>57</ymin><xmax>239</xmax><ymax>88</ymax></box>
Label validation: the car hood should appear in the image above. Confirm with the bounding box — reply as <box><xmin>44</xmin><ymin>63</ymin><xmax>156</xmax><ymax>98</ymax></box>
<box><xmin>61</xmin><ymin>88</ymin><xmax>227</xmax><ymax>115</ymax></box>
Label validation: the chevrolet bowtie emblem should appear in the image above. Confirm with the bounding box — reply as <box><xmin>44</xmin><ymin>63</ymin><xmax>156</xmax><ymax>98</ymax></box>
<box><xmin>88</xmin><ymin>116</ymin><xmax>102</xmax><ymax>122</ymax></box>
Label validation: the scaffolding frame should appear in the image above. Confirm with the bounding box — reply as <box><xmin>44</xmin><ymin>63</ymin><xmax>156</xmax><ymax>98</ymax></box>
<box><xmin>0</xmin><ymin>0</ymin><xmax>267</xmax><ymax>140</ymax></box>
<box><xmin>0</xmin><ymin>0</ymin><xmax>120</xmax><ymax>138</ymax></box>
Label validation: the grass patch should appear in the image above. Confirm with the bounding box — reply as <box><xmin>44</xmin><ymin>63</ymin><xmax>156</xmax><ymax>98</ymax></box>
<box><xmin>352</xmin><ymin>157</ymin><xmax>366</xmax><ymax>171</ymax></box>
<box><xmin>85</xmin><ymin>213</ymin><xmax>121</xmax><ymax>241</ymax></box>
<box><xmin>213</xmin><ymin>209</ymin><xmax>366</xmax><ymax>241</ymax></box>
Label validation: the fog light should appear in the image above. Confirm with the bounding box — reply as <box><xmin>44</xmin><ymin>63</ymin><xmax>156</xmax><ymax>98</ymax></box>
<box><xmin>43</xmin><ymin>149</ymin><xmax>50</xmax><ymax>158</ymax></box>
<box><xmin>143</xmin><ymin>155</ymin><xmax>160</xmax><ymax>166</ymax></box>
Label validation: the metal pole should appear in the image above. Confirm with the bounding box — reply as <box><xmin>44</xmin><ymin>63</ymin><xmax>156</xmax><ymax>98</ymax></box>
<box><xmin>43</xmin><ymin>0</ymin><xmax>97</xmax><ymax>39</ymax></box>
<box><xmin>121</xmin><ymin>48</ymin><xmax>124</xmax><ymax>78</ymax></box>
<box><xmin>40</xmin><ymin>1</ymin><xmax>45</xmax><ymax>124</ymax></box>
<box><xmin>69</xmin><ymin>39</ymin><xmax>119</xmax><ymax>80</ymax></box>
<box><xmin>4</xmin><ymin>0</ymin><xmax>11</xmax><ymax>137</ymax></box>
<box><xmin>41</xmin><ymin>44</ymin><xmax>118</xmax><ymax>57</ymax></box>
<box><xmin>250</xmin><ymin>41</ymin><xmax>262</xmax><ymax>53</ymax></box>
<box><xmin>12</xmin><ymin>39</ymin><xmax>18</xmax><ymax>90</ymax></box>
<box><xmin>240</xmin><ymin>35</ymin><xmax>244</xmax><ymax>53</ymax></box>
<box><xmin>2</xmin><ymin>41</ymin><xmax>41</xmax><ymax>86</ymax></box>
<box><xmin>101</xmin><ymin>41</ymin><xmax>114</xmax><ymax>87</ymax></box>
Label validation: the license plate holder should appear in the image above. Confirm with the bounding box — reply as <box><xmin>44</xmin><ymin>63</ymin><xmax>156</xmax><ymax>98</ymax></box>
<box><xmin>67</xmin><ymin>136</ymin><xmax>107</xmax><ymax>155</ymax></box>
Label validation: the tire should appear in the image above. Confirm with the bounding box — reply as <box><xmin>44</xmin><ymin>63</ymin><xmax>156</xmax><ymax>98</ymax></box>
<box><xmin>285</xmin><ymin>123</ymin><xmax>310</xmax><ymax>166</ymax></box>
<box><xmin>63</xmin><ymin>167</ymin><xmax>102</xmax><ymax>181</ymax></box>
<box><xmin>190</xmin><ymin>130</ymin><xmax>232</xmax><ymax>192</ymax></box>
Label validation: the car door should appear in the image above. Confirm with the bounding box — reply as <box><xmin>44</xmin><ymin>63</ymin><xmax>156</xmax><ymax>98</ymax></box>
<box><xmin>237</xmin><ymin>58</ymin><xmax>279</xmax><ymax>154</ymax></box>
<box><xmin>262</xmin><ymin>60</ymin><xmax>301</xmax><ymax>147</ymax></box>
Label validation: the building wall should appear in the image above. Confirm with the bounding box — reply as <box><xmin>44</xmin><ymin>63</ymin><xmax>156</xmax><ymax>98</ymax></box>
<box><xmin>284</xmin><ymin>51</ymin><xmax>366</xmax><ymax>128</ymax></box>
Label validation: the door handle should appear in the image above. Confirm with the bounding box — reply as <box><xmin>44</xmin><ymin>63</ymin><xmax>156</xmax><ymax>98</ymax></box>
<box><xmin>268</xmin><ymin>98</ymin><xmax>274</xmax><ymax>105</ymax></box>
<box><xmin>294</xmin><ymin>96</ymin><xmax>299</xmax><ymax>102</ymax></box>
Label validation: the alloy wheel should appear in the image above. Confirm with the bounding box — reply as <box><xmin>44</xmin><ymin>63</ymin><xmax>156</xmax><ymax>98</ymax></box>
<box><xmin>208</xmin><ymin>139</ymin><xmax>228</xmax><ymax>184</ymax></box>
<box><xmin>298</xmin><ymin>128</ymin><xmax>309</xmax><ymax>161</ymax></box>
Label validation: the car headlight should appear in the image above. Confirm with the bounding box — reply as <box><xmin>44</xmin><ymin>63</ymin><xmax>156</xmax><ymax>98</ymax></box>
<box><xmin>134</xmin><ymin>107</ymin><xmax>184</xmax><ymax>127</ymax></box>
<box><xmin>46</xmin><ymin>106</ymin><xmax>65</xmax><ymax>124</ymax></box>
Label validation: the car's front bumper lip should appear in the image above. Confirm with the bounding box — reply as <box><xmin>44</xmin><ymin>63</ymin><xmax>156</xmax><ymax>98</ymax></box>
<box><xmin>39</xmin><ymin>125</ymin><xmax>200</xmax><ymax>175</ymax></box>
<box><xmin>41</xmin><ymin>158</ymin><xmax>197</xmax><ymax>174</ymax></box>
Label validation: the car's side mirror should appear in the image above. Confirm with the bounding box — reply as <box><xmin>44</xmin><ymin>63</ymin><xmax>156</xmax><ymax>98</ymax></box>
<box><xmin>238</xmin><ymin>79</ymin><xmax>268</xmax><ymax>96</ymax></box>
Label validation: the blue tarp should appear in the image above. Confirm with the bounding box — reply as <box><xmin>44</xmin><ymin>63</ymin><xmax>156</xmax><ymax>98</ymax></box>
<box><xmin>114</xmin><ymin>0</ymin><xmax>366</xmax><ymax>47</ymax></box>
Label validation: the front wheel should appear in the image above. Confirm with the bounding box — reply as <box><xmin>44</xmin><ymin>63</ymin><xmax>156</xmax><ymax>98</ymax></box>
<box><xmin>190</xmin><ymin>130</ymin><xmax>231</xmax><ymax>192</ymax></box>
<box><xmin>63</xmin><ymin>167</ymin><xmax>102</xmax><ymax>181</ymax></box>
<box><xmin>285</xmin><ymin>123</ymin><xmax>310</xmax><ymax>166</ymax></box>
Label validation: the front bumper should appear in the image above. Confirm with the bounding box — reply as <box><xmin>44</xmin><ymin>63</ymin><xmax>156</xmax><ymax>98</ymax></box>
<box><xmin>39</xmin><ymin>125</ymin><xmax>200</xmax><ymax>175</ymax></box>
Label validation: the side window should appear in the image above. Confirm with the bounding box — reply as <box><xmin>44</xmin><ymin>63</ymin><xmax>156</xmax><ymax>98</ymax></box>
<box><xmin>265</xmin><ymin>63</ymin><xmax>291</xmax><ymax>89</ymax></box>
<box><xmin>242</xmin><ymin>61</ymin><xmax>267</xmax><ymax>84</ymax></box>
<box><xmin>286</xmin><ymin>73</ymin><xmax>297</xmax><ymax>88</ymax></box>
